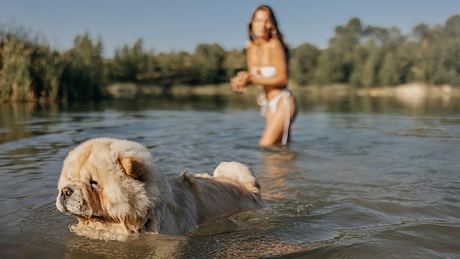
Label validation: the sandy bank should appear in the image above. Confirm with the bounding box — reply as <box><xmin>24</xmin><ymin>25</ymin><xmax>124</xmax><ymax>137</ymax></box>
<box><xmin>106</xmin><ymin>82</ymin><xmax>460</xmax><ymax>98</ymax></box>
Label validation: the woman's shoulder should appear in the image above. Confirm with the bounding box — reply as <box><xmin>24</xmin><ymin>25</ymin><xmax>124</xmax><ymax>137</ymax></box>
<box><xmin>267</xmin><ymin>38</ymin><xmax>283</xmax><ymax>49</ymax></box>
<box><xmin>246</xmin><ymin>40</ymin><xmax>254</xmax><ymax>49</ymax></box>
<box><xmin>247</xmin><ymin>39</ymin><xmax>282</xmax><ymax>50</ymax></box>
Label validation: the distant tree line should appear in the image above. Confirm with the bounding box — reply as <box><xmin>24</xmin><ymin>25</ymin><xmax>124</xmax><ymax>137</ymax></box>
<box><xmin>1</xmin><ymin>15</ymin><xmax>460</xmax><ymax>102</ymax></box>
<box><xmin>0</xmin><ymin>27</ymin><xmax>103</xmax><ymax>102</ymax></box>
<box><xmin>291</xmin><ymin>15</ymin><xmax>460</xmax><ymax>87</ymax></box>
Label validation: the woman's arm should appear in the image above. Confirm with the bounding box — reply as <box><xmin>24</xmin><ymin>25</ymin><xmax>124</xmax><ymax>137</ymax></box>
<box><xmin>230</xmin><ymin>43</ymin><xmax>252</xmax><ymax>93</ymax></box>
<box><xmin>230</xmin><ymin>71</ymin><xmax>250</xmax><ymax>93</ymax></box>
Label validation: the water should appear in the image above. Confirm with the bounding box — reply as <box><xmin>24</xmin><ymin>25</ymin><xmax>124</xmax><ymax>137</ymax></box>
<box><xmin>1</xmin><ymin>93</ymin><xmax>460</xmax><ymax>258</ymax></box>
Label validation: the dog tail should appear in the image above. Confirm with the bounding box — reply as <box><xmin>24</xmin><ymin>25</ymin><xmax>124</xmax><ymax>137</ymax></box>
<box><xmin>212</xmin><ymin>161</ymin><xmax>261</xmax><ymax>194</ymax></box>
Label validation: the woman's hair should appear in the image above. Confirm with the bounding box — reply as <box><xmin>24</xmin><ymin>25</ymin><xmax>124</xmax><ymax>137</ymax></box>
<box><xmin>248</xmin><ymin>5</ymin><xmax>289</xmax><ymax>60</ymax></box>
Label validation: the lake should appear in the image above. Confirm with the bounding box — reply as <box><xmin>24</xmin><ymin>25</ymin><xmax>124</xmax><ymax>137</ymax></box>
<box><xmin>1</xmin><ymin>92</ymin><xmax>460</xmax><ymax>258</ymax></box>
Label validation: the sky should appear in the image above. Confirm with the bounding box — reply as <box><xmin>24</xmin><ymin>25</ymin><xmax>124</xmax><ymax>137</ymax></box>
<box><xmin>1</xmin><ymin>0</ymin><xmax>459</xmax><ymax>56</ymax></box>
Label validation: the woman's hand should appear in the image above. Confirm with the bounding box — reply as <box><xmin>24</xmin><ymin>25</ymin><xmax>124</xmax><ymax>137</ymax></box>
<box><xmin>231</xmin><ymin>71</ymin><xmax>250</xmax><ymax>93</ymax></box>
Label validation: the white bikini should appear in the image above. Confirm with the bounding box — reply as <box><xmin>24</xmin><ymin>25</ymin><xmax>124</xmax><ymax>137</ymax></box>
<box><xmin>252</xmin><ymin>66</ymin><xmax>292</xmax><ymax>145</ymax></box>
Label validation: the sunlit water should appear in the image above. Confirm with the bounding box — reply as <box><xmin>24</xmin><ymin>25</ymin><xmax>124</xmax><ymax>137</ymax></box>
<box><xmin>1</xmin><ymin>93</ymin><xmax>460</xmax><ymax>258</ymax></box>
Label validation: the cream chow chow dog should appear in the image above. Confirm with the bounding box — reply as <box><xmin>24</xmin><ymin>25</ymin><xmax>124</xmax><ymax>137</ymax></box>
<box><xmin>56</xmin><ymin>138</ymin><xmax>265</xmax><ymax>241</ymax></box>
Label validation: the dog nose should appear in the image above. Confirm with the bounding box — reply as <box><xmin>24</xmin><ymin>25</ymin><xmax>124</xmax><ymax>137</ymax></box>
<box><xmin>61</xmin><ymin>187</ymin><xmax>73</xmax><ymax>198</ymax></box>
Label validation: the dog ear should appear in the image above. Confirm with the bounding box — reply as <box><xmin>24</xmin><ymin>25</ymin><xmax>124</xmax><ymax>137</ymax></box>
<box><xmin>118</xmin><ymin>157</ymin><xmax>144</xmax><ymax>179</ymax></box>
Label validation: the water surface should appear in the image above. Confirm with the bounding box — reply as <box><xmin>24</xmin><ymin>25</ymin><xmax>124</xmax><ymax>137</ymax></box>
<box><xmin>1</xmin><ymin>94</ymin><xmax>459</xmax><ymax>258</ymax></box>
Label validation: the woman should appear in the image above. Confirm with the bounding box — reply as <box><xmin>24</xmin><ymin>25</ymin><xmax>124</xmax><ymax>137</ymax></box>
<box><xmin>231</xmin><ymin>5</ymin><xmax>296</xmax><ymax>147</ymax></box>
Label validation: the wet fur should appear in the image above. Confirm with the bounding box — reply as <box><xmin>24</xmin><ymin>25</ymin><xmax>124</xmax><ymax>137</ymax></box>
<box><xmin>56</xmin><ymin>138</ymin><xmax>265</xmax><ymax>241</ymax></box>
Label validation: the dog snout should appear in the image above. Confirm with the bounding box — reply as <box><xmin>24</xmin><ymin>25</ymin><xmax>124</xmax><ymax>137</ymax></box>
<box><xmin>61</xmin><ymin>186</ymin><xmax>73</xmax><ymax>198</ymax></box>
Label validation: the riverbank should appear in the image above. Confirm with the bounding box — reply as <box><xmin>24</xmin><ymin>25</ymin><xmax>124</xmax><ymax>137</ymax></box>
<box><xmin>106</xmin><ymin>82</ymin><xmax>460</xmax><ymax>98</ymax></box>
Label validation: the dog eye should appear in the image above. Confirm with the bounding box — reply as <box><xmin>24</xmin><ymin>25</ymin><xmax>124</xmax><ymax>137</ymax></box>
<box><xmin>89</xmin><ymin>179</ymin><xmax>98</xmax><ymax>186</ymax></box>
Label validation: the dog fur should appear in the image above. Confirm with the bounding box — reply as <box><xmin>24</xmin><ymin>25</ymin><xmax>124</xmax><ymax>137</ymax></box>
<box><xmin>56</xmin><ymin>138</ymin><xmax>265</xmax><ymax>241</ymax></box>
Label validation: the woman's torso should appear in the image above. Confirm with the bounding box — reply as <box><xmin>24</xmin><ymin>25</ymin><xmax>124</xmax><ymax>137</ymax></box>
<box><xmin>251</xmin><ymin>66</ymin><xmax>276</xmax><ymax>78</ymax></box>
<box><xmin>247</xmin><ymin>39</ymin><xmax>287</xmax><ymax>99</ymax></box>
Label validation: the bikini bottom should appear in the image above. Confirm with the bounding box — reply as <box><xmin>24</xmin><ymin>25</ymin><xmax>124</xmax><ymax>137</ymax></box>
<box><xmin>257</xmin><ymin>88</ymin><xmax>292</xmax><ymax>145</ymax></box>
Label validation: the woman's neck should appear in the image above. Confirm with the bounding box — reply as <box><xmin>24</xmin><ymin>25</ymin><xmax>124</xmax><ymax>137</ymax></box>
<box><xmin>253</xmin><ymin>36</ymin><xmax>270</xmax><ymax>45</ymax></box>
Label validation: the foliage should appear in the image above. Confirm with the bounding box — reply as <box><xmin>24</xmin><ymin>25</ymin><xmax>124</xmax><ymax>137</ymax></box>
<box><xmin>1</xmin><ymin>14</ymin><xmax>460</xmax><ymax>102</ymax></box>
<box><xmin>110</xmin><ymin>38</ymin><xmax>149</xmax><ymax>82</ymax></box>
<box><xmin>298</xmin><ymin>15</ymin><xmax>460</xmax><ymax>87</ymax></box>
<box><xmin>223</xmin><ymin>49</ymin><xmax>247</xmax><ymax>79</ymax></box>
<box><xmin>289</xmin><ymin>43</ymin><xmax>319</xmax><ymax>85</ymax></box>
<box><xmin>0</xmin><ymin>34</ymin><xmax>62</xmax><ymax>101</ymax></box>
<box><xmin>193</xmin><ymin>43</ymin><xmax>226</xmax><ymax>84</ymax></box>
<box><xmin>59</xmin><ymin>33</ymin><xmax>103</xmax><ymax>101</ymax></box>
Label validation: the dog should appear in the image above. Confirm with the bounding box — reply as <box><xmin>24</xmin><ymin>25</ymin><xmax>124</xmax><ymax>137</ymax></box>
<box><xmin>56</xmin><ymin>138</ymin><xmax>265</xmax><ymax>241</ymax></box>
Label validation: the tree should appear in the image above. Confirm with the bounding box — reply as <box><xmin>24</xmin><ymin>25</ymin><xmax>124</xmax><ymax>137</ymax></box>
<box><xmin>111</xmin><ymin>38</ymin><xmax>149</xmax><ymax>82</ymax></box>
<box><xmin>60</xmin><ymin>33</ymin><xmax>103</xmax><ymax>101</ymax></box>
<box><xmin>289</xmin><ymin>43</ymin><xmax>319</xmax><ymax>85</ymax></box>
<box><xmin>315</xmin><ymin>18</ymin><xmax>364</xmax><ymax>84</ymax></box>
<box><xmin>0</xmin><ymin>37</ymin><xmax>33</xmax><ymax>101</ymax></box>
<box><xmin>360</xmin><ymin>45</ymin><xmax>382</xmax><ymax>87</ymax></box>
<box><xmin>444</xmin><ymin>15</ymin><xmax>460</xmax><ymax>38</ymax></box>
<box><xmin>223</xmin><ymin>49</ymin><xmax>246</xmax><ymax>80</ymax></box>
<box><xmin>193</xmin><ymin>43</ymin><xmax>225</xmax><ymax>84</ymax></box>
<box><xmin>0</xmin><ymin>34</ymin><xmax>62</xmax><ymax>101</ymax></box>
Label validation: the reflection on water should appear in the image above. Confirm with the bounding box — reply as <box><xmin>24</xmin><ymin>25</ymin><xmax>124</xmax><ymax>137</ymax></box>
<box><xmin>1</xmin><ymin>93</ymin><xmax>460</xmax><ymax>258</ymax></box>
<box><xmin>259</xmin><ymin>148</ymin><xmax>297</xmax><ymax>200</ymax></box>
<box><xmin>2</xmin><ymin>93</ymin><xmax>459</xmax><ymax>144</ymax></box>
<box><xmin>19</xmin><ymin>203</ymin><xmax>185</xmax><ymax>258</ymax></box>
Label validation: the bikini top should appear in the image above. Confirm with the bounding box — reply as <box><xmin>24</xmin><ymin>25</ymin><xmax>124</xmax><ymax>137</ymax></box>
<box><xmin>251</xmin><ymin>66</ymin><xmax>276</xmax><ymax>78</ymax></box>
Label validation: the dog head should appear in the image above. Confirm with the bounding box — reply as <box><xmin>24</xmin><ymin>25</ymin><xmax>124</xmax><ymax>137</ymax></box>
<box><xmin>56</xmin><ymin>138</ymin><xmax>169</xmax><ymax>238</ymax></box>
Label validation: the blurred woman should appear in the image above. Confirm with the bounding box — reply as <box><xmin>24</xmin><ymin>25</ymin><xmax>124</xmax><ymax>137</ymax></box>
<box><xmin>231</xmin><ymin>5</ymin><xmax>296</xmax><ymax>147</ymax></box>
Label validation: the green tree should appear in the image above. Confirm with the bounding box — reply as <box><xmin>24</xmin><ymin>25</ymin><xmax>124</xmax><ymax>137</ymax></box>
<box><xmin>289</xmin><ymin>43</ymin><xmax>320</xmax><ymax>85</ymax></box>
<box><xmin>193</xmin><ymin>43</ymin><xmax>225</xmax><ymax>84</ymax></box>
<box><xmin>360</xmin><ymin>45</ymin><xmax>382</xmax><ymax>87</ymax></box>
<box><xmin>223</xmin><ymin>49</ymin><xmax>246</xmax><ymax>80</ymax></box>
<box><xmin>378</xmin><ymin>44</ymin><xmax>412</xmax><ymax>86</ymax></box>
<box><xmin>111</xmin><ymin>38</ymin><xmax>149</xmax><ymax>82</ymax></box>
<box><xmin>315</xmin><ymin>18</ymin><xmax>364</xmax><ymax>84</ymax></box>
<box><xmin>0</xmin><ymin>37</ymin><xmax>33</xmax><ymax>101</ymax></box>
<box><xmin>60</xmin><ymin>33</ymin><xmax>103</xmax><ymax>101</ymax></box>
<box><xmin>155</xmin><ymin>51</ymin><xmax>198</xmax><ymax>85</ymax></box>
<box><xmin>409</xmin><ymin>15</ymin><xmax>460</xmax><ymax>86</ymax></box>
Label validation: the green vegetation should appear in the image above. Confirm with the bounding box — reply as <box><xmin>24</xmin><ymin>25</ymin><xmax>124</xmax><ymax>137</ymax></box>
<box><xmin>1</xmin><ymin>15</ymin><xmax>460</xmax><ymax>102</ymax></box>
<box><xmin>60</xmin><ymin>34</ymin><xmax>104</xmax><ymax>101</ymax></box>
<box><xmin>0</xmin><ymin>27</ymin><xmax>103</xmax><ymax>102</ymax></box>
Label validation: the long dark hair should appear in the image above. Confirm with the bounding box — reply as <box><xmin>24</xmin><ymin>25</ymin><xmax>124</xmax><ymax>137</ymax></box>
<box><xmin>248</xmin><ymin>5</ymin><xmax>289</xmax><ymax>62</ymax></box>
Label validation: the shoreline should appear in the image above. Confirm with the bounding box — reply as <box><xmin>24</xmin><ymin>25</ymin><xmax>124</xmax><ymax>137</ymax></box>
<box><xmin>106</xmin><ymin>82</ymin><xmax>460</xmax><ymax>98</ymax></box>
